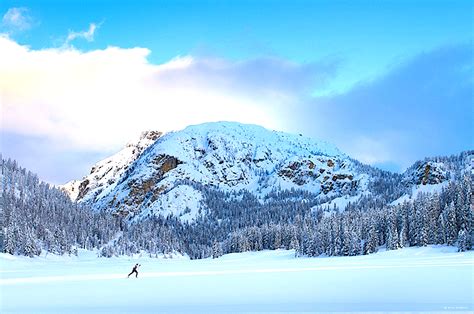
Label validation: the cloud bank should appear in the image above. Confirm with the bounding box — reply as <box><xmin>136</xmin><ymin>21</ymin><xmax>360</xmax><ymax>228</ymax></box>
<box><xmin>1</xmin><ymin>35</ymin><xmax>471</xmax><ymax>183</ymax></box>
<box><xmin>0</xmin><ymin>35</ymin><xmax>330</xmax><ymax>165</ymax></box>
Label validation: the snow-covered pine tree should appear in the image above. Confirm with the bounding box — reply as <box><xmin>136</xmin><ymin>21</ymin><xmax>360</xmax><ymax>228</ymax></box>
<box><xmin>289</xmin><ymin>229</ymin><xmax>300</xmax><ymax>257</ymax></box>
<box><xmin>444</xmin><ymin>202</ymin><xmax>458</xmax><ymax>245</ymax></box>
<box><xmin>399</xmin><ymin>206</ymin><xmax>409</xmax><ymax>248</ymax></box>
<box><xmin>386</xmin><ymin>209</ymin><xmax>399</xmax><ymax>250</ymax></box>
<box><xmin>365</xmin><ymin>223</ymin><xmax>378</xmax><ymax>255</ymax></box>
<box><xmin>23</xmin><ymin>228</ymin><xmax>41</xmax><ymax>257</ymax></box>
<box><xmin>457</xmin><ymin>228</ymin><xmax>471</xmax><ymax>252</ymax></box>
<box><xmin>212</xmin><ymin>240</ymin><xmax>223</xmax><ymax>259</ymax></box>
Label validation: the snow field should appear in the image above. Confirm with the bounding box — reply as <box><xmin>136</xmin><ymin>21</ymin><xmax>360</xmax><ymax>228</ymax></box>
<box><xmin>1</xmin><ymin>246</ymin><xmax>472</xmax><ymax>313</ymax></box>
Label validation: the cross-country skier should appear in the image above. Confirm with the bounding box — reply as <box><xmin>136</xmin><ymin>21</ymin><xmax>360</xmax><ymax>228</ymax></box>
<box><xmin>127</xmin><ymin>263</ymin><xmax>140</xmax><ymax>278</ymax></box>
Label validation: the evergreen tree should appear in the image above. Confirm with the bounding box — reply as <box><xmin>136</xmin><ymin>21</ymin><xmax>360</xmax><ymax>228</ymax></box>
<box><xmin>289</xmin><ymin>230</ymin><xmax>300</xmax><ymax>257</ymax></box>
<box><xmin>399</xmin><ymin>213</ymin><xmax>409</xmax><ymax>248</ymax></box>
<box><xmin>365</xmin><ymin>223</ymin><xmax>378</xmax><ymax>254</ymax></box>
<box><xmin>386</xmin><ymin>210</ymin><xmax>399</xmax><ymax>250</ymax></box>
<box><xmin>23</xmin><ymin>228</ymin><xmax>41</xmax><ymax>257</ymax></box>
<box><xmin>444</xmin><ymin>202</ymin><xmax>458</xmax><ymax>245</ymax></box>
<box><xmin>457</xmin><ymin>228</ymin><xmax>471</xmax><ymax>252</ymax></box>
<box><xmin>212</xmin><ymin>240</ymin><xmax>223</xmax><ymax>259</ymax></box>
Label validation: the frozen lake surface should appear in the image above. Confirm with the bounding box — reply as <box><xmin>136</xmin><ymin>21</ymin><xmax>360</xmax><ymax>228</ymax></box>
<box><xmin>1</xmin><ymin>246</ymin><xmax>472</xmax><ymax>313</ymax></box>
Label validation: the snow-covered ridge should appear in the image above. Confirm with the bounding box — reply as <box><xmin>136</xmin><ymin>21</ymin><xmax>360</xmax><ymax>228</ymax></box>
<box><xmin>402</xmin><ymin>151</ymin><xmax>473</xmax><ymax>186</ymax></box>
<box><xmin>61</xmin><ymin>130</ymin><xmax>162</xmax><ymax>202</ymax></box>
<box><xmin>391</xmin><ymin>150</ymin><xmax>473</xmax><ymax>206</ymax></box>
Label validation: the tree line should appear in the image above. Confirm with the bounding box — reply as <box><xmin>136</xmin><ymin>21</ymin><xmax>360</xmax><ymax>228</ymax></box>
<box><xmin>1</xmin><ymin>151</ymin><xmax>472</xmax><ymax>259</ymax></box>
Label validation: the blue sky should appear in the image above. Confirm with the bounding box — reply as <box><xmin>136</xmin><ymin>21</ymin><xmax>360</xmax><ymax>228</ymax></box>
<box><xmin>0</xmin><ymin>0</ymin><xmax>472</xmax><ymax>183</ymax></box>
<box><xmin>6</xmin><ymin>0</ymin><xmax>472</xmax><ymax>93</ymax></box>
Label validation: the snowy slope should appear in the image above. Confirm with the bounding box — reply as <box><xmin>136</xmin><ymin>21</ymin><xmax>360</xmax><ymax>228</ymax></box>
<box><xmin>64</xmin><ymin>122</ymin><xmax>370</xmax><ymax>221</ymax></box>
<box><xmin>391</xmin><ymin>182</ymin><xmax>449</xmax><ymax>206</ymax></box>
<box><xmin>1</xmin><ymin>246</ymin><xmax>472</xmax><ymax>313</ymax></box>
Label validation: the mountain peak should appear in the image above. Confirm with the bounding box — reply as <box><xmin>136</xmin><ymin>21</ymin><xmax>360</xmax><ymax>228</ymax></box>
<box><xmin>163</xmin><ymin>121</ymin><xmax>344</xmax><ymax>160</ymax></box>
<box><xmin>126</xmin><ymin>130</ymin><xmax>162</xmax><ymax>148</ymax></box>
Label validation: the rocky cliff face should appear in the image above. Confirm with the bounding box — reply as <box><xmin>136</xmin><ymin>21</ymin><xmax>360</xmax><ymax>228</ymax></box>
<box><xmin>404</xmin><ymin>161</ymin><xmax>447</xmax><ymax>186</ymax></box>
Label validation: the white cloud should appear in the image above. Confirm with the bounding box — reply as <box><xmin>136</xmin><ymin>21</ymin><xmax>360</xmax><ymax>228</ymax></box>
<box><xmin>64</xmin><ymin>23</ymin><xmax>99</xmax><ymax>46</ymax></box>
<box><xmin>1</xmin><ymin>36</ymin><xmax>469</xmax><ymax>182</ymax></box>
<box><xmin>2</xmin><ymin>7</ymin><xmax>33</xmax><ymax>32</ymax></box>
<box><xmin>1</xmin><ymin>36</ymin><xmax>321</xmax><ymax>151</ymax></box>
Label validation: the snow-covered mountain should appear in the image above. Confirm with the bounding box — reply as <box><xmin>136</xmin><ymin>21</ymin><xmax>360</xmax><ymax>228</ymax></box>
<box><xmin>62</xmin><ymin>122</ymin><xmax>376</xmax><ymax>220</ymax></box>
<box><xmin>61</xmin><ymin>121</ymin><xmax>472</xmax><ymax>222</ymax></box>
